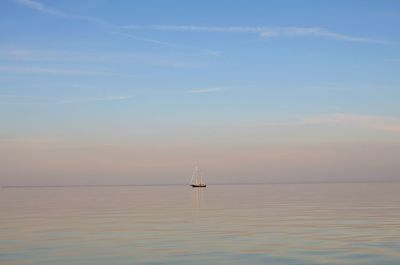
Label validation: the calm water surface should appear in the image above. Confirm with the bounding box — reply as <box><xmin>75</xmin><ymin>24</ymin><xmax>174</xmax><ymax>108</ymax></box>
<box><xmin>1</xmin><ymin>183</ymin><xmax>400</xmax><ymax>265</ymax></box>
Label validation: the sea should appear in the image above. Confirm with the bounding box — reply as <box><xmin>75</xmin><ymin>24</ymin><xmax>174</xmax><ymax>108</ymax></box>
<box><xmin>1</xmin><ymin>182</ymin><xmax>400</xmax><ymax>265</ymax></box>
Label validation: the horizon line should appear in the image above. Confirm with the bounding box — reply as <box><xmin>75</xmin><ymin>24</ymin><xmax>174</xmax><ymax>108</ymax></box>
<box><xmin>2</xmin><ymin>179</ymin><xmax>399</xmax><ymax>189</ymax></box>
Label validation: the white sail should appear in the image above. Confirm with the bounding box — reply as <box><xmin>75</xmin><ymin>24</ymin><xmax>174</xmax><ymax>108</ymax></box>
<box><xmin>190</xmin><ymin>165</ymin><xmax>206</xmax><ymax>187</ymax></box>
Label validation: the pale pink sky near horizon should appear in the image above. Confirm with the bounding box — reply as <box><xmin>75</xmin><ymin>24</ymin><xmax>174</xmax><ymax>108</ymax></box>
<box><xmin>1</xmin><ymin>116</ymin><xmax>400</xmax><ymax>186</ymax></box>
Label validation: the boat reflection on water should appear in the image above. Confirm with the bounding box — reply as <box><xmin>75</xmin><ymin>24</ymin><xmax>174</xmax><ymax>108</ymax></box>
<box><xmin>191</xmin><ymin>185</ymin><xmax>205</xmax><ymax>209</ymax></box>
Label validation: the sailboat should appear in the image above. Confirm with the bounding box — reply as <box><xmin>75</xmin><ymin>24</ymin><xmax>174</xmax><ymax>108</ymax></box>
<box><xmin>190</xmin><ymin>165</ymin><xmax>206</xmax><ymax>187</ymax></box>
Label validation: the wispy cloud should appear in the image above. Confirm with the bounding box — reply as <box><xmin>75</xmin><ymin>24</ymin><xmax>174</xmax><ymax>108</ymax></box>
<box><xmin>123</xmin><ymin>25</ymin><xmax>386</xmax><ymax>43</ymax></box>
<box><xmin>0</xmin><ymin>65</ymin><xmax>132</xmax><ymax>76</ymax></box>
<box><xmin>303</xmin><ymin>113</ymin><xmax>400</xmax><ymax>133</ymax></box>
<box><xmin>258</xmin><ymin>113</ymin><xmax>400</xmax><ymax>133</ymax></box>
<box><xmin>0</xmin><ymin>94</ymin><xmax>133</xmax><ymax>105</ymax></box>
<box><xmin>0</xmin><ymin>48</ymin><xmax>197</xmax><ymax>68</ymax></box>
<box><xmin>13</xmin><ymin>0</ymin><xmax>66</xmax><ymax>17</ymax></box>
<box><xmin>13</xmin><ymin>0</ymin><xmax>111</xmax><ymax>25</ymax></box>
<box><xmin>201</xmin><ymin>49</ymin><xmax>220</xmax><ymax>56</ymax></box>
<box><xmin>187</xmin><ymin>87</ymin><xmax>226</xmax><ymax>94</ymax></box>
<box><xmin>58</xmin><ymin>96</ymin><xmax>132</xmax><ymax>104</ymax></box>
<box><xmin>12</xmin><ymin>0</ymin><xmax>173</xmax><ymax>47</ymax></box>
<box><xmin>261</xmin><ymin>27</ymin><xmax>381</xmax><ymax>43</ymax></box>
<box><xmin>110</xmin><ymin>31</ymin><xmax>176</xmax><ymax>48</ymax></box>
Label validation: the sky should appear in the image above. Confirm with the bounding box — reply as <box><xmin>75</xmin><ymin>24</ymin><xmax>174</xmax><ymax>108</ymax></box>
<box><xmin>1</xmin><ymin>0</ymin><xmax>400</xmax><ymax>185</ymax></box>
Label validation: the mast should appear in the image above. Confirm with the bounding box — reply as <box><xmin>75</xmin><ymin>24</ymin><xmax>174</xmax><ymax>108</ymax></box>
<box><xmin>195</xmin><ymin>165</ymin><xmax>200</xmax><ymax>185</ymax></box>
<box><xmin>191</xmin><ymin>165</ymin><xmax>199</xmax><ymax>185</ymax></box>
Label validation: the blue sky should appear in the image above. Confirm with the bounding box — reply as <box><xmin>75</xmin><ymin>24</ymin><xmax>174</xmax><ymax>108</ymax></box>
<box><xmin>1</xmin><ymin>0</ymin><xmax>400</xmax><ymax>185</ymax></box>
